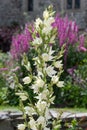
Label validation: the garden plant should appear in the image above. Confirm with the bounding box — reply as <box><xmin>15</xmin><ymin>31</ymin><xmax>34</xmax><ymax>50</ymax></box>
<box><xmin>14</xmin><ymin>5</ymin><xmax>65</xmax><ymax>130</ymax></box>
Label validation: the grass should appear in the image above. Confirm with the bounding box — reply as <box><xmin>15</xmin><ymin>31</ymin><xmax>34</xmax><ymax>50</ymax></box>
<box><xmin>0</xmin><ymin>105</ymin><xmax>87</xmax><ymax>113</ymax></box>
<box><xmin>0</xmin><ymin>105</ymin><xmax>20</xmax><ymax>112</ymax></box>
<box><xmin>56</xmin><ymin>108</ymin><xmax>87</xmax><ymax>113</ymax></box>
<box><xmin>51</xmin><ymin>107</ymin><xmax>87</xmax><ymax>114</ymax></box>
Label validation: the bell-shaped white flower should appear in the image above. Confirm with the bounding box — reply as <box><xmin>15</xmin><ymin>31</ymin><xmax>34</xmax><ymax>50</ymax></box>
<box><xmin>31</xmin><ymin>77</ymin><xmax>45</xmax><ymax>93</ymax></box>
<box><xmin>16</xmin><ymin>93</ymin><xmax>27</xmax><ymax>101</ymax></box>
<box><xmin>42</xmin><ymin>26</ymin><xmax>53</xmax><ymax>35</ymax></box>
<box><xmin>20</xmin><ymin>95</ymin><xmax>27</xmax><ymax>101</ymax></box>
<box><xmin>32</xmin><ymin>37</ymin><xmax>42</xmax><ymax>46</ymax></box>
<box><xmin>33</xmin><ymin>57</ymin><xmax>40</xmax><ymax>65</ymax></box>
<box><xmin>44</xmin><ymin>17</ymin><xmax>54</xmax><ymax>27</ymax></box>
<box><xmin>37</xmin><ymin>116</ymin><xmax>46</xmax><ymax>128</ymax></box>
<box><xmin>44</xmin><ymin>127</ymin><xmax>50</xmax><ymax>130</ymax></box>
<box><xmin>35</xmin><ymin>76</ymin><xmax>45</xmax><ymax>87</ymax></box>
<box><xmin>29</xmin><ymin>118</ymin><xmax>37</xmax><ymax>130</ymax></box>
<box><xmin>35</xmin><ymin>88</ymin><xmax>49</xmax><ymax>101</ymax></box>
<box><xmin>35</xmin><ymin>18</ymin><xmax>43</xmax><ymax>29</ymax></box>
<box><xmin>37</xmin><ymin>69</ymin><xmax>44</xmax><ymax>77</ymax></box>
<box><xmin>54</xmin><ymin>60</ymin><xmax>63</xmax><ymax>69</ymax></box>
<box><xmin>45</xmin><ymin>107</ymin><xmax>51</xmax><ymax>120</ymax></box>
<box><xmin>49</xmin><ymin>35</ymin><xmax>56</xmax><ymax>44</ymax></box>
<box><xmin>43</xmin><ymin>9</ymin><xmax>49</xmax><ymax>19</ymax></box>
<box><xmin>36</xmin><ymin>101</ymin><xmax>47</xmax><ymax>113</ymax></box>
<box><xmin>24</xmin><ymin>61</ymin><xmax>31</xmax><ymax>71</ymax></box>
<box><xmin>24</xmin><ymin>106</ymin><xmax>36</xmax><ymax>116</ymax></box>
<box><xmin>18</xmin><ymin>124</ymin><xmax>26</xmax><ymax>130</ymax></box>
<box><xmin>51</xmin><ymin>75</ymin><xmax>59</xmax><ymax>84</ymax></box>
<box><xmin>57</xmin><ymin>81</ymin><xmax>64</xmax><ymax>87</ymax></box>
<box><xmin>45</xmin><ymin>65</ymin><xmax>56</xmax><ymax>77</ymax></box>
<box><xmin>32</xmin><ymin>84</ymin><xmax>39</xmax><ymax>93</ymax></box>
<box><xmin>42</xmin><ymin>53</ymin><xmax>53</xmax><ymax>62</ymax></box>
<box><xmin>23</xmin><ymin>76</ymin><xmax>31</xmax><ymax>84</ymax></box>
<box><xmin>42</xmin><ymin>47</ymin><xmax>55</xmax><ymax>62</ymax></box>
<box><xmin>49</xmin><ymin>46</ymin><xmax>55</xmax><ymax>54</ymax></box>
<box><xmin>42</xmin><ymin>53</ymin><xmax>49</xmax><ymax>61</ymax></box>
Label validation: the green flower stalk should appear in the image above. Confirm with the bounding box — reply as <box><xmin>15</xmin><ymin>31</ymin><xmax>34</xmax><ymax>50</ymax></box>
<box><xmin>16</xmin><ymin>5</ymin><xmax>64</xmax><ymax>130</ymax></box>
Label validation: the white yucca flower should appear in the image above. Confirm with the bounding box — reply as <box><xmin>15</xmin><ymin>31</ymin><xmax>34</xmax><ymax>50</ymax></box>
<box><xmin>35</xmin><ymin>88</ymin><xmax>49</xmax><ymax>101</ymax></box>
<box><xmin>42</xmin><ymin>53</ymin><xmax>49</xmax><ymax>61</ymax></box>
<box><xmin>31</xmin><ymin>84</ymin><xmax>39</xmax><ymax>93</ymax></box>
<box><xmin>37</xmin><ymin>69</ymin><xmax>44</xmax><ymax>77</ymax></box>
<box><xmin>45</xmin><ymin>107</ymin><xmax>51</xmax><ymax>120</ymax></box>
<box><xmin>54</xmin><ymin>60</ymin><xmax>63</xmax><ymax>69</ymax></box>
<box><xmin>42</xmin><ymin>47</ymin><xmax>54</xmax><ymax>61</ymax></box>
<box><xmin>20</xmin><ymin>95</ymin><xmax>27</xmax><ymax>101</ymax></box>
<box><xmin>16</xmin><ymin>93</ymin><xmax>27</xmax><ymax>101</ymax></box>
<box><xmin>31</xmin><ymin>77</ymin><xmax>45</xmax><ymax>93</ymax></box>
<box><xmin>42</xmin><ymin>26</ymin><xmax>53</xmax><ymax>35</ymax></box>
<box><xmin>29</xmin><ymin>118</ymin><xmax>37</xmax><ymax>130</ymax></box>
<box><xmin>49</xmin><ymin>46</ymin><xmax>55</xmax><ymax>56</ymax></box>
<box><xmin>50</xmin><ymin>35</ymin><xmax>56</xmax><ymax>44</ymax></box>
<box><xmin>35</xmin><ymin>18</ymin><xmax>43</xmax><ymax>29</ymax></box>
<box><xmin>32</xmin><ymin>37</ymin><xmax>42</xmax><ymax>46</ymax></box>
<box><xmin>44</xmin><ymin>17</ymin><xmax>54</xmax><ymax>28</ymax></box>
<box><xmin>35</xmin><ymin>76</ymin><xmax>45</xmax><ymax>87</ymax></box>
<box><xmin>24</xmin><ymin>106</ymin><xmax>36</xmax><ymax>115</ymax></box>
<box><xmin>45</xmin><ymin>65</ymin><xmax>56</xmax><ymax>77</ymax></box>
<box><xmin>57</xmin><ymin>81</ymin><xmax>64</xmax><ymax>87</ymax></box>
<box><xmin>44</xmin><ymin>127</ymin><xmax>50</xmax><ymax>130</ymax></box>
<box><xmin>23</xmin><ymin>76</ymin><xmax>31</xmax><ymax>84</ymax></box>
<box><xmin>51</xmin><ymin>75</ymin><xmax>59</xmax><ymax>84</ymax></box>
<box><xmin>42</xmin><ymin>53</ymin><xmax>53</xmax><ymax>62</ymax></box>
<box><xmin>36</xmin><ymin>101</ymin><xmax>47</xmax><ymax>113</ymax></box>
<box><xmin>43</xmin><ymin>9</ymin><xmax>49</xmax><ymax>19</ymax></box>
<box><xmin>24</xmin><ymin>61</ymin><xmax>31</xmax><ymax>71</ymax></box>
<box><xmin>33</xmin><ymin>57</ymin><xmax>40</xmax><ymax>65</ymax></box>
<box><xmin>18</xmin><ymin>124</ymin><xmax>26</xmax><ymax>130</ymax></box>
<box><xmin>37</xmin><ymin>116</ymin><xmax>46</xmax><ymax>127</ymax></box>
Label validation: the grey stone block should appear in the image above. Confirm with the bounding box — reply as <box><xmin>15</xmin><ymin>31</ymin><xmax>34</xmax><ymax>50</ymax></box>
<box><xmin>0</xmin><ymin>119</ymin><xmax>13</xmax><ymax>130</ymax></box>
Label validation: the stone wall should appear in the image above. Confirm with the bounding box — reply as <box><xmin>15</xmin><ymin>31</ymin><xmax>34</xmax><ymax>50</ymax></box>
<box><xmin>0</xmin><ymin>111</ymin><xmax>87</xmax><ymax>130</ymax></box>
<box><xmin>0</xmin><ymin>0</ymin><xmax>87</xmax><ymax>28</ymax></box>
<box><xmin>0</xmin><ymin>0</ymin><xmax>23</xmax><ymax>26</ymax></box>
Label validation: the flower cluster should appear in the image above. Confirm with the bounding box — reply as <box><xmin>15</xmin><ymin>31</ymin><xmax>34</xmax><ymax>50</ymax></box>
<box><xmin>78</xmin><ymin>34</ymin><xmax>87</xmax><ymax>52</ymax></box>
<box><xmin>10</xmin><ymin>24</ymin><xmax>33</xmax><ymax>59</ymax></box>
<box><xmin>16</xmin><ymin>6</ymin><xmax>64</xmax><ymax>130</ymax></box>
<box><xmin>52</xmin><ymin>15</ymin><xmax>78</xmax><ymax>47</ymax></box>
<box><xmin>52</xmin><ymin>15</ymin><xmax>87</xmax><ymax>68</ymax></box>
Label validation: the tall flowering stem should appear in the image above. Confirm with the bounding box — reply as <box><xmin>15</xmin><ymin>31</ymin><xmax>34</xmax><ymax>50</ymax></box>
<box><xmin>16</xmin><ymin>6</ymin><xmax>64</xmax><ymax>130</ymax></box>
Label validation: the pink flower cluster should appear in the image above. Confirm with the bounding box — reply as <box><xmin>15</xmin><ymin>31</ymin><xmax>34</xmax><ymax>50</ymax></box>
<box><xmin>52</xmin><ymin>15</ymin><xmax>87</xmax><ymax>69</ymax></box>
<box><xmin>78</xmin><ymin>34</ymin><xmax>87</xmax><ymax>52</ymax></box>
<box><xmin>11</xmin><ymin>24</ymin><xmax>33</xmax><ymax>59</ymax></box>
<box><xmin>0</xmin><ymin>67</ymin><xmax>8</xmax><ymax>72</ymax></box>
<box><xmin>52</xmin><ymin>15</ymin><xmax>78</xmax><ymax>47</ymax></box>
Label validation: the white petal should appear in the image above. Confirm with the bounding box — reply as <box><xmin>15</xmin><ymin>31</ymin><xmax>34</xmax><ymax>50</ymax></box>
<box><xmin>23</xmin><ymin>77</ymin><xmax>31</xmax><ymax>84</ymax></box>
